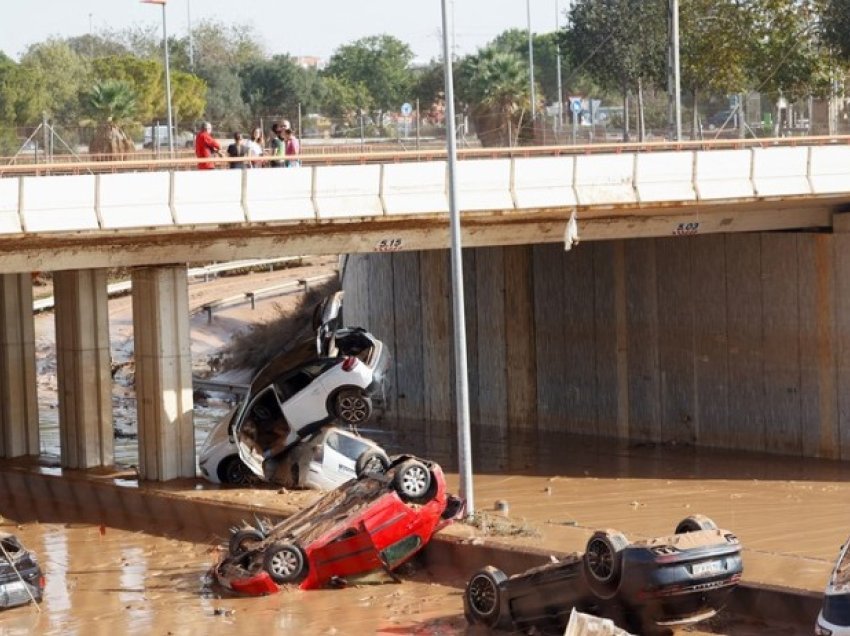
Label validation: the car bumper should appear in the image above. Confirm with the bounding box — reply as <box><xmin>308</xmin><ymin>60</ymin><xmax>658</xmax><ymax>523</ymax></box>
<box><xmin>215</xmin><ymin>566</ymin><xmax>279</xmax><ymax>596</ymax></box>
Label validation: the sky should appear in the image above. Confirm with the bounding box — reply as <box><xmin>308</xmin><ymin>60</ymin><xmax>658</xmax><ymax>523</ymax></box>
<box><xmin>0</xmin><ymin>0</ymin><xmax>566</xmax><ymax>63</ymax></box>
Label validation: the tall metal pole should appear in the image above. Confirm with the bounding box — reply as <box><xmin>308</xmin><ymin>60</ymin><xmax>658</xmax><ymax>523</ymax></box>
<box><xmin>527</xmin><ymin>0</ymin><xmax>537</xmax><ymax>121</ymax></box>
<box><xmin>187</xmin><ymin>0</ymin><xmax>195</xmax><ymax>71</ymax></box>
<box><xmin>555</xmin><ymin>0</ymin><xmax>564</xmax><ymax>130</ymax></box>
<box><xmin>440</xmin><ymin>0</ymin><xmax>474</xmax><ymax>517</ymax></box>
<box><xmin>162</xmin><ymin>3</ymin><xmax>175</xmax><ymax>155</ymax></box>
<box><xmin>671</xmin><ymin>0</ymin><xmax>682</xmax><ymax>141</ymax></box>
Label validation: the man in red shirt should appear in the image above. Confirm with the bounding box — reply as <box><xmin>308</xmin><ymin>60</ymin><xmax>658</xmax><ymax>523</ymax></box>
<box><xmin>194</xmin><ymin>121</ymin><xmax>221</xmax><ymax>170</ymax></box>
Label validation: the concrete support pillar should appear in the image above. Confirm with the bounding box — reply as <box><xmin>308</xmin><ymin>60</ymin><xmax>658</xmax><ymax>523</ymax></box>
<box><xmin>54</xmin><ymin>269</ymin><xmax>113</xmax><ymax>469</ymax></box>
<box><xmin>0</xmin><ymin>274</ymin><xmax>38</xmax><ymax>457</ymax></box>
<box><xmin>132</xmin><ymin>265</ymin><xmax>194</xmax><ymax>481</ymax></box>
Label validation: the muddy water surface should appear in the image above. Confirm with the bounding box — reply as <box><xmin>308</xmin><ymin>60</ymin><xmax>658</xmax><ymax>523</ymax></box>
<box><xmin>0</xmin><ymin>520</ymin><xmax>466</xmax><ymax>636</ymax></box>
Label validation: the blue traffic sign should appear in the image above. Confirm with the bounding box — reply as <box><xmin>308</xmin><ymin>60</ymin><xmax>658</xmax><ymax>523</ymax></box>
<box><xmin>401</xmin><ymin>102</ymin><xmax>413</xmax><ymax>116</ymax></box>
<box><xmin>570</xmin><ymin>99</ymin><xmax>582</xmax><ymax>114</ymax></box>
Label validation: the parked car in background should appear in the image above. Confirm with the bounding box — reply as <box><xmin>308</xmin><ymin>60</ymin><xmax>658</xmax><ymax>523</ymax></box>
<box><xmin>213</xmin><ymin>456</ymin><xmax>463</xmax><ymax>594</ymax></box>
<box><xmin>816</xmin><ymin>536</ymin><xmax>850</xmax><ymax>635</ymax></box>
<box><xmin>199</xmin><ymin>414</ymin><xmax>389</xmax><ymax>490</ymax></box>
<box><xmin>464</xmin><ymin>515</ymin><xmax>742</xmax><ymax>634</ymax></box>
<box><xmin>0</xmin><ymin>533</ymin><xmax>44</xmax><ymax>609</ymax></box>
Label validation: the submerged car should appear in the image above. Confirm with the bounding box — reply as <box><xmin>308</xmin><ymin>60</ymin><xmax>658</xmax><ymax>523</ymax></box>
<box><xmin>214</xmin><ymin>456</ymin><xmax>463</xmax><ymax>594</ymax></box>
<box><xmin>229</xmin><ymin>291</ymin><xmax>390</xmax><ymax>472</ymax></box>
<box><xmin>464</xmin><ymin>515</ymin><xmax>742</xmax><ymax>634</ymax></box>
<box><xmin>816</xmin><ymin>536</ymin><xmax>850</xmax><ymax>635</ymax></box>
<box><xmin>0</xmin><ymin>533</ymin><xmax>44</xmax><ymax>610</ymax></box>
<box><xmin>199</xmin><ymin>414</ymin><xmax>390</xmax><ymax>490</ymax></box>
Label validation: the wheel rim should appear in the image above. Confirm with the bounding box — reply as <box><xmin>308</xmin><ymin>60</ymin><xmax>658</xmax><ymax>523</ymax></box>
<box><xmin>363</xmin><ymin>455</ymin><xmax>385</xmax><ymax>474</ymax></box>
<box><xmin>225</xmin><ymin>459</ymin><xmax>251</xmax><ymax>485</ymax></box>
<box><xmin>468</xmin><ymin>574</ymin><xmax>498</xmax><ymax>617</ymax></box>
<box><xmin>587</xmin><ymin>538</ymin><xmax>614</xmax><ymax>581</ymax></box>
<box><xmin>400</xmin><ymin>465</ymin><xmax>429</xmax><ymax>497</ymax></box>
<box><xmin>268</xmin><ymin>549</ymin><xmax>299</xmax><ymax>578</ymax></box>
<box><xmin>338</xmin><ymin>394</ymin><xmax>368</xmax><ymax>424</ymax></box>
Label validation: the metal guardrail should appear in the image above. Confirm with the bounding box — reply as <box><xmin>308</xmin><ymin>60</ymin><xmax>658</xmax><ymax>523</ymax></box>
<box><xmin>192</xmin><ymin>378</ymin><xmax>248</xmax><ymax>396</ymax></box>
<box><xmin>197</xmin><ymin>273</ymin><xmax>336</xmax><ymax>323</ymax></box>
<box><xmin>32</xmin><ymin>258</ymin><xmax>319</xmax><ymax>314</ymax></box>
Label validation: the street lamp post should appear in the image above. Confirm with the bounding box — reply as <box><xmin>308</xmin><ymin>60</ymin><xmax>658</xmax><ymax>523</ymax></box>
<box><xmin>187</xmin><ymin>0</ymin><xmax>195</xmax><ymax>71</ymax></box>
<box><xmin>440</xmin><ymin>0</ymin><xmax>474</xmax><ymax>517</ymax></box>
<box><xmin>527</xmin><ymin>0</ymin><xmax>537</xmax><ymax>121</ymax></box>
<box><xmin>555</xmin><ymin>0</ymin><xmax>564</xmax><ymax>131</ymax></box>
<box><xmin>142</xmin><ymin>0</ymin><xmax>175</xmax><ymax>155</ymax></box>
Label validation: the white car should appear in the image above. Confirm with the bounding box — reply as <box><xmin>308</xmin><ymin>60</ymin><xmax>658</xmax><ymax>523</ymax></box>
<box><xmin>233</xmin><ymin>291</ymin><xmax>389</xmax><ymax>459</ymax></box>
<box><xmin>199</xmin><ymin>414</ymin><xmax>389</xmax><ymax>490</ymax></box>
<box><xmin>816</xmin><ymin>538</ymin><xmax>850</xmax><ymax>635</ymax></box>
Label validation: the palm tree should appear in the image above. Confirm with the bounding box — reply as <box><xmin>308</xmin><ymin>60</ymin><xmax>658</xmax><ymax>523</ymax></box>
<box><xmin>84</xmin><ymin>79</ymin><xmax>138</xmax><ymax>159</ymax></box>
<box><xmin>459</xmin><ymin>48</ymin><xmax>532</xmax><ymax>147</ymax></box>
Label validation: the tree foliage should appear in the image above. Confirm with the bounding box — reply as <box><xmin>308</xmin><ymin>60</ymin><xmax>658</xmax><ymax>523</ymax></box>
<box><xmin>82</xmin><ymin>80</ymin><xmax>137</xmax><ymax>125</ymax></box>
<box><xmin>325</xmin><ymin>35</ymin><xmax>414</xmax><ymax>112</ymax></box>
<box><xmin>458</xmin><ymin>47</ymin><xmax>531</xmax><ymax>146</ymax></box>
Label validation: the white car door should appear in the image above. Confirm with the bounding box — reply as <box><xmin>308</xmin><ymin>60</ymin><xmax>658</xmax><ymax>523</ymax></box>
<box><xmin>280</xmin><ymin>363</ymin><xmax>335</xmax><ymax>434</ymax></box>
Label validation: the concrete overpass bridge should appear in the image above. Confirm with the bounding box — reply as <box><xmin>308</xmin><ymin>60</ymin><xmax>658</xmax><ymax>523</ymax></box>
<box><xmin>3</xmin><ymin>137</ymin><xmax>850</xmax><ymax>481</ymax></box>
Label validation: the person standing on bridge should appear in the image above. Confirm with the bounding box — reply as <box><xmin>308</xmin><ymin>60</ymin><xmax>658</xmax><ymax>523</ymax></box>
<box><xmin>194</xmin><ymin>122</ymin><xmax>221</xmax><ymax>170</ymax></box>
<box><xmin>269</xmin><ymin>122</ymin><xmax>285</xmax><ymax>168</ymax></box>
<box><xmin>283</xmin><ymin>125</ymin><xmax>300</xmax><ymax>168</ymax></box>
<box><xmin>226</xmin><ymin>132</ymin><xmax>248</xmax><ymax>169</ymax></box>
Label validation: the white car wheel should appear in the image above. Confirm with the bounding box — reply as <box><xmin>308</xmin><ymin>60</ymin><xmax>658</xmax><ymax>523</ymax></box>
<box><xmin>393</xmin><ymin>460</ymin><xmax>432</xmax><ymax>501</ymax></box>
<box><xmin>334</xmin><ymin>389</ymin><xmax>372</xmax><ymax>425</ymax></box>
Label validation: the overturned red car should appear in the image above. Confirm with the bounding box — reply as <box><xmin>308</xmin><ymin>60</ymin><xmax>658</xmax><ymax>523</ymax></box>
<box><xmin>213</xmin><ymin>455</ymin><xmax>463</xmax><ymax>594</ymax></box>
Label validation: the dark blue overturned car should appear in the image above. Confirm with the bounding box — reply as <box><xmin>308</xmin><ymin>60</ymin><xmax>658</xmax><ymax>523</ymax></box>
<box><xmin>464</xmin><ymin>515</ymin><xmax>742</xmax><ymax>634</ymax></box>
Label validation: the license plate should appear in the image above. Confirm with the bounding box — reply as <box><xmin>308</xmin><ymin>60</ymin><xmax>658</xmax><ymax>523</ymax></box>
<box><xmin>692</xmin><ymin>561</ymin><xmax>723</xmax><ymax>577</ymax></box>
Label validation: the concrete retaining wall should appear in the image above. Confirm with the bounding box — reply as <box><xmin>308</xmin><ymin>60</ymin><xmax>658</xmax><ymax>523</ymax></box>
<box><xmin>345</xmin><ymin>231</ymin><xmax>850</xmax><ymax>459</ymax></box>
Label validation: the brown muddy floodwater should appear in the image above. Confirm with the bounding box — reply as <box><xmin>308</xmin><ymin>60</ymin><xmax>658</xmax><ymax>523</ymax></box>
<box><xmin>0</xmin><ymin>520</ymin><xmax>467</xmax><ymax>636</ymax></box>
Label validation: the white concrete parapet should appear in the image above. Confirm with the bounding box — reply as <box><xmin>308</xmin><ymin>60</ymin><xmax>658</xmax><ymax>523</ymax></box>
<box><xmin>383</xmin><ymin>161</ymin><xmax>448</xmax><ymax>215</ymax></box>
<box><xmin>0</xmin><ymin>179</ymin><xmax>21</xmax><ymax>235</ymax></box>
<box><xmin>574</xmin><ymin>154</ymin><xmax>636</xmax><ymax>206</ymax></box>
<box><xmin>22</xmin><ymin>174</ymin><xmax>99</xmax><ymax>232</ymax></box>
<box><xmin>635</xmin><ymin>151</ymin><xmax>696</xmax><ymax>203</ymax></box>
<box><xmin>315</xmin><ymin>164</ymin><xmax>383</xmax><ymax>218</ymax></box>
<box><xmin>752</xmin><ymin>146</ymin><xmax>811</xmax><ymax>197</ymax></box>
<box><xmin>695</xmin><ymin>148</ymin><xmax>754</xmax><ymax>200</ymax></box>
<box><xmin>99</xmin><ymin>172</ymin><xmax>172</xmax><ymax>229</ymax></box>
<box><xmin>809</xmin><ymin>145</ymin><xmax>850</xmax><ymax>195</ymax></box>
<box><xmin>245</xmin><ymin>167</ymin><xmax>315</xmax><ymax>222</ymax></box>
<box><xmin>173</xmin><ymin>170</ymin><xmax>245</xmax><ymax>225</ymax></box>
<box><xmin>456</xmin><ymin>158</ymin><xmax>513</xmax><ymax>212</ymax></box>
<box><xmin>513</xmin><ymin>156</ymin><xmax>576</xmax><ymax>209</ymax></box>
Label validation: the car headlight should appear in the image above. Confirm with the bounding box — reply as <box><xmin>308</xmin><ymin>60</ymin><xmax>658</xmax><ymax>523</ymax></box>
<box><xmin>816</xmin><ymin>624</ymin><xmax>833</xmax><ymax>636</ymax></box>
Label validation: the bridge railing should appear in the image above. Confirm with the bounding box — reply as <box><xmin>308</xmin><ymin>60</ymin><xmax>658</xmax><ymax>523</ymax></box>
<box><xmin>1</xmin><ymin>140</ymin><xmax>850</xmax><ymax>236</ymax></box>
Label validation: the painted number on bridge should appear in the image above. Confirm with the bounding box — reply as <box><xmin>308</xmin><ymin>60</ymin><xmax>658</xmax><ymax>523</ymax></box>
<box><xmin>673</xmin><ymin>222</ymin><xmax>700</xmax><ymax>236</ymax></box>
<box><xmin>375</xmin><ymin>238</ymin><xmax>403</xmax><ymax>252</ymax></box>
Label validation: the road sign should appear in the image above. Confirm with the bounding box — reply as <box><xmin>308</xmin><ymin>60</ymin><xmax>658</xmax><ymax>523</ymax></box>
<box><xmin>570</xmin><ymin>98</ymin><xmax>582</xmax><ymax>115</ymax></box>
<box><xmin>401</xmin><ymin>102</ymin><xmax>413</xmax><ymax>116</ymax></box>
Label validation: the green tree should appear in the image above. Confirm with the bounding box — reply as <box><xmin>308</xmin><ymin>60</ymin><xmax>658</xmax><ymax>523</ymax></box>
<box><xmin>92</xmin><ymin>56</ymin><xmax>162</xmax><ymax>123</ymax></box>
<box><xmin>562</xmin><ymin>0</ymin><xmax>667</xmax><ymax>140</ymax></box>
<box><xmin>239</xmin><ymin>55</ymin><xmax>304</xmax><ymax>120</ymax></box>
<box><xmin>411</xmin><ymin>61</ymin><xmax>444</xmax><ymax>115</ymax></box>
<box><xmin>170</xmin><ymin>70</ymin><xmax>207</xmax><ymax>127</ymax></box>
<box><xmin>823</xmin><ymin>0</ymin><xmax>850</xmax><ymax>61</ymax></box>
<box><xmin>490</xmin><ymin>29</ymin><xmax>562</xmax><ymax>105</ymax></box>
<box><xmin>20</xmin><ymin>40</ymin><xmax>91</xmax><ymax>122</ymax></box>
<box><xmin>201</xmin><ymin>67</ymin><xmax>248</xmax><ymax>132</ymax></box>
<box><xmin>82</xmin><ymin>79</ymin><xmax>137</xmax><ymax>125</ymax></box>
<box><xmin>320</xmin><ymin>76</ymin><xmax>373</xmax><ymax>121</ymax></box>
<box><xmin>457</xmin><ymin>47</ymin><xmax>531</xmax><ymax>146</ymax></box>
<box><xmin>325</xmin><ymin>35</ymin><xmax>414</xmax><ymax>115</ymax></box>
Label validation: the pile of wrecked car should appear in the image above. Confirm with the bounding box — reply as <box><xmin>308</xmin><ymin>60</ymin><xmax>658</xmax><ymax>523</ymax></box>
<box><xmin>198</xmin><ymin>291</ymin><xmax>744</xmax><ymax>633</ymax></box>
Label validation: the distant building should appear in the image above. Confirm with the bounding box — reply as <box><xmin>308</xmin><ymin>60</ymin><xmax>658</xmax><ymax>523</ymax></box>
<box><xmin>295</xmin><ymin>56</ymin><xmax>326</xmax><ymax>70</ymax></box>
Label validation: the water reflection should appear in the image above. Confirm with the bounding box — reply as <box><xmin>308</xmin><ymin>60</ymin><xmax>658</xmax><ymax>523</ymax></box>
<box><xmin>375</xmin><ymin>416</ymin><xmax>850</xmax><ymax>483</ymax></box>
